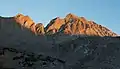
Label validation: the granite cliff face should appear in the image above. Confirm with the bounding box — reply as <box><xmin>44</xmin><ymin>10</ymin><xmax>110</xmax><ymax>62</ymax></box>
<box><xmin>45</xmin><ymin>17</ymin><xmax>65</xmax><ymax>34</ymax></box>
<box><xmin>46</xmin><ymin>13</ymin><xmax>117</xmax><ymax>36</ymax></box>
<box><xmin>35</xmin><ymin>23</ymin><xmax>45</xmax><ymax>35</ymax></box>
<box><xmin>14</xmin><ymin>14</ymin><xmax>45</xmax><ymax>35</ymax></box>
<box><xmin>2</xmin><ymin>13</ymin><xmax>117</xmax><ymax>37</ymax></box>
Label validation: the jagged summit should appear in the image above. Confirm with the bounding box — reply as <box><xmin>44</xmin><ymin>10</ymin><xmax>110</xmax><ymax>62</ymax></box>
<box><xmin>15</xmin><ymin>13</ymin><xmax>24</xmax><ymax>17</ymax></box>
<box><xmin>0</xmin><ymin>13</ymin><xmax>118</xmax><ymax>36</ymax></box>
<box><xmin>65</xmin><ymin>13</ymin><xmax>78</xmax><ymax>18</ymax></box>
<box><xmin>45</xmin><ymin>13</ymin><xmax>117</xmax><ymax>36</ymax></box>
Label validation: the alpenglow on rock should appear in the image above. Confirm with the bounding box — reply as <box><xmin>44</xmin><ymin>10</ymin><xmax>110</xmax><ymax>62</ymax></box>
<box><xmin>45</xmin><ymin>13</ymin><xmax>117</xmax><ymax>36</ymax></box>
<box><xmin>35</xmin><ymin>23</ymin><xmax>45</xmax><ymax>35</ymax></box>
<box><xmin>14</xmin><ymin>14</ymin><xmax>45</xmax><ymax>35</ymax></box>
<box><xmin>0</xmin><ymin>13</ymin><xmax>118</xmax><ymax>37</ymax></box>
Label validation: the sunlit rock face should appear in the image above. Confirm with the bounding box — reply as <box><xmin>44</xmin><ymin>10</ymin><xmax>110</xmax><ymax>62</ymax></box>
<box><xmin>2</xmin><ymin>13</ymin><xmax>116</xmax><ymax>37</ymax></box>
<box><xmin>15</xmin><ymin>14</ymin><xmax>34</xmax><ymax>29</ymax></box>
<box><xmin>14</xmin><ymin>14</ymin><xmax>46</xmax><ymax>35</ymax></box>
<box><xmin>14</xmin><ymin>14</ymin><xmax>36</xmax><ymax>33</ymax></box>
<box><xmin>0</xmin><ymin>13</ymin><xmax>117</xmax><ymax>36</ymax></box>
<box><xmin>45</xmin><ymin>17</ymin><xmax>65</xmax><ymax>34</ymax></box>
<box><xmin>45</xmin><ymin>13</ymin><xmax>117</xmax><ymax>36</ymax></box>
<box><xmin>35</xmin><ymin>23</ymin><xmax>45</xmax><ymax>35</ymax></box>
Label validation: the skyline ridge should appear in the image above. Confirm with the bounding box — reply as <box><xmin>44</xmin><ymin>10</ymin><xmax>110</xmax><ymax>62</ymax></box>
<box><xmin>0</xmin><ymin>13</ymin><xmax>118</xmax><ymax>37</ymax></box>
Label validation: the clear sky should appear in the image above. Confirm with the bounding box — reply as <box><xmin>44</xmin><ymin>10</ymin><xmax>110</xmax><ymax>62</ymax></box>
<box><xmin>0</xmin><ymin>0</ymin><xmax>120</xmax><ymax>34</ymax></box>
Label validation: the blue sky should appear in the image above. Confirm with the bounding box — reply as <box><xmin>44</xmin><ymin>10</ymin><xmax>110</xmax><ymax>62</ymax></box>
<box><xmin>0</xmin><ymin>0</ymin><xmax>120</xmax><ymax>34</ymax></box>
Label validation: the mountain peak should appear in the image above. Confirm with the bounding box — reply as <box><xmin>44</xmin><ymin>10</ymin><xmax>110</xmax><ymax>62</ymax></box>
<box><xmin>65</xmin><ymin>13</ymin><xmax>78</xmax><ymax>19</ymax></box>
<box><xmin>15</xmin><ymin>13</ymin><xmax>24</xmax><ymax>18</ymax></box>
<box><xmin>46</xmin><ymin>13</ymin><xmax>118</xmax><ymax>36</ymax></box>
<box><xmin>0</xmin><ymin>13</ymin><xmax>118</xmax><ymax>36</ymax></box>
<box><xmin>66</xmin><ymin>13</ymin><xmax>76</xmax><ymax>17</ymax></box>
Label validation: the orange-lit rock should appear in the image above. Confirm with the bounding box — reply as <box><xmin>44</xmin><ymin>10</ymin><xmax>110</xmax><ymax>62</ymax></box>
<box><xmin>14</xmin><ymin>14</ymin><xmax>35</xmax><ymax>29</ymax></box>
<box><xmin>35</xmin><ymin>23</ymin><xmax>45</xmax><ymax>35</ymax></box>
<box><xmin>5</xmin><ymin>13</ymin><xmax>117</xmax><ymax>37</ymax></box>
<box><xmin>45</xmin><ymin>17</ymin><xmax>65</xmax><ymax>33</ymax></box>
<box><xmin>14</xmin><ymin>14</ymin><xmax>45</xmax><ymax>35</ymax></box>
<box><xmin>45</xmin><ymin>13</ymin><xmax>117</xmax><ymax>36</ymax></box>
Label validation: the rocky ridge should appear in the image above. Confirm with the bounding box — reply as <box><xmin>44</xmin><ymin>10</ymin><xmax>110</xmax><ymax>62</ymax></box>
<box><xmin>14</xmin><ymin>14</ymin><xmax>45</xmax><ymax>35</ymax></box>
<box><xmin>46</xmin><ymin>13</ymin><xmax>117</xmax><ymax>36</ymax></box>
<box><xmin>8</xmin><ymin>13</ymin><xmax>118</xmax><ymax>37</ymax></box>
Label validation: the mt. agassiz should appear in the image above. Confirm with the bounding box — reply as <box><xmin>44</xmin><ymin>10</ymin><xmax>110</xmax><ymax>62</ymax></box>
<box><xmin>0</xmin><ymin>13</ymin><xmax>120</xmax><ymax>69</ymax></box>
<box><xmin>13</xmin><ymin>13</ymin><xmax>117</xmax><ymax>36</ymax></box>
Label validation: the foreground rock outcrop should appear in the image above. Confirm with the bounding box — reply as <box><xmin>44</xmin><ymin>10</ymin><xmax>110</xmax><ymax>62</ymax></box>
<box><xmin>0</xmin><ymin>36</ymin><xmax>120</xmax><ymax>69</ymax></box>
